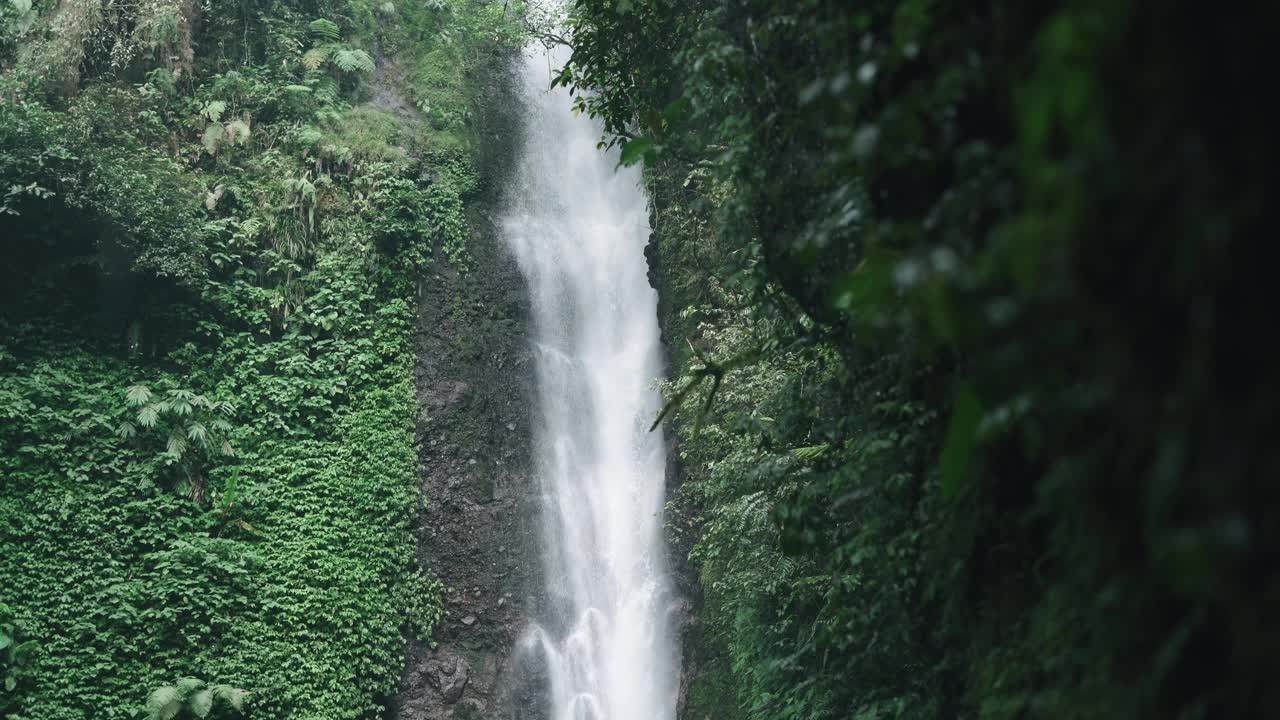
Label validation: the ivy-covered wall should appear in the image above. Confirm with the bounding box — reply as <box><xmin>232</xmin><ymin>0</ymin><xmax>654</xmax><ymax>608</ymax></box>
<box><xmin>0</xmin><ymin>2</ymin><xmax>524</xmax><ymax>718</ymax></box>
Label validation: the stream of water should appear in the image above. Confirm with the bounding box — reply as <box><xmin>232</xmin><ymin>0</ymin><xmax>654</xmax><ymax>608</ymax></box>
<box><xmin>499</xmin><ymin>44</ymin><xmax>680</xmax><ymax>720</ymax></box>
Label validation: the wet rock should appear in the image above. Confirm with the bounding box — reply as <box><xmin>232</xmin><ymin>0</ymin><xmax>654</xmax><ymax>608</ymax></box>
<box><xmin>424</xmin><ymin>654</ymin><xmax>470</xmax><ymax>703</ymax></box>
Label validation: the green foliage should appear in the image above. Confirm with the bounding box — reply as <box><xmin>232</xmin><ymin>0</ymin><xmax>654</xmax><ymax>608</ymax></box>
<box><xmin>144</xmin><ymin>678</ymin><xmax>247</xmax><ymax>720</ymax></box>
<box><xmin>1</xmin><ymin>602</ymin><xmax>41</xmax><ymax>705</ymax></box>
<box><xmin>0</xmin><ymin>2</ymin><xmax>523</xmax><ymax>719</ymax></box>
<box><xmin>116</xmin><ymin>384</ymin><xmax>236</xmax><ymax>504</ymax></box>
<box><xmin>564</xmin><ymin>1</ymin><xmax>1275</xmax><ymax>719</ymax></box>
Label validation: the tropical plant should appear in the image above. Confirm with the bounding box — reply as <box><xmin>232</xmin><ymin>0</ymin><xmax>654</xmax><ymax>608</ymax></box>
<box><xmin>302</xmin><ymin>19</ymin><xmax>374</xmax><ymax>79</ymax></box>
<box><xmin>144</xmin><ymin>678</ymin><xmax>248</xmax><ymax>720</ymax></box>
<box><xmin>116</xmin><ymin>384</ymin><xmax>235</xmax><ymax>504</ymax></box>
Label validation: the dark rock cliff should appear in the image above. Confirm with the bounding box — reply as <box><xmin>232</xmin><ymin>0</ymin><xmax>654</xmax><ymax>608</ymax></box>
<box><xmin>391</xmin><ymin>59</ymin><xmax>548</xmax><ymax>720</ymax></box>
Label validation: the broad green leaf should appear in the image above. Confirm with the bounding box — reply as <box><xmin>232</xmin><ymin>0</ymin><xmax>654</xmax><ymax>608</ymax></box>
<box><xmin>619</xmin><ymin>137</ymin><xmax>653</xmax><ymax>166</ymax></box>
<box><xmin>189</xmin><ymin>688</ymin><xmax>214</xmax><ymax>718</ymax></box>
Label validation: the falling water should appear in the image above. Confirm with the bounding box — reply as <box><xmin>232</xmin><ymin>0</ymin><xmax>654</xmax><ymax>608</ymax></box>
<box><xmin>499</xmin><ymin>43</ymin><xmax>680</xmax><ymax>720</ymax></box>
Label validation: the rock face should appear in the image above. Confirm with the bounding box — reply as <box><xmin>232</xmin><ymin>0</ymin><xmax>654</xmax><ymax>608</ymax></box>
<box><xmin>390</xmin><ymin>61</ymin><xmax>548</xmax><ymax>720</ymax></box>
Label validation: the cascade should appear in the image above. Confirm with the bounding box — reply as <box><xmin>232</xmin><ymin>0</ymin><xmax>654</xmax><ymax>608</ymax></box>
<box><xmin>499</xmin><ymin>43</ymin><xmax>680</xmax><ymax>720</ymax></box>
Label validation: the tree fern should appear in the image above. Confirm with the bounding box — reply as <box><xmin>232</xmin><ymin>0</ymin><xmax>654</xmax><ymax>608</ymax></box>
<box><xmin>301</xmin><ymin>46</ymin><xmax>331</xmax><ymax>71</ymax></box>
<box><xmin>333</xmin><ymin>48</ymin><xmax>374</xmax><ymax>74</ymax></box>
<box><xmin>308</xmin><ymin>18</ymin><xmax>340</xmax><ymax>42</ymax></box>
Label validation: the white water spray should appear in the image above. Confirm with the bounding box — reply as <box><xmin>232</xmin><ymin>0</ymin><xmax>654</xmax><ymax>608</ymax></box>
<box><xmin>500</xmin><ymin>44</ymin><xmax>679</xmax><ymax>720</ymax></box>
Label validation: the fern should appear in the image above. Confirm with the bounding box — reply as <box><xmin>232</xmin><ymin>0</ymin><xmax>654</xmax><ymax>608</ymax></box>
<box><xmin>126</xmin><ymin>384</ymin><xmax>153</xmax><ymax>406</ymax></box>
<box><xmin>201</xmin><ymin>124</ymin><xmax>224</xmax><ymax>155</ymax></box>
<box><xmin>144</xmin><ymin>685</ymin><xmax>182</xmax><ymax>720</ymax></box>
<box><xmin>201</xmin><ymin>101</ymin><xmax>226</xmax><ymax>123</ymax></box>
<box><xmin>301</xmin><ymin>46</ymin><xmax>331</xmax><ymax>71</ymax></box>
<box><xmin>225</xmin><ymin>120</ymin><xmax>251</xmax><ymax>146</ymax></box>
<box><xmin>308</xmin><ymin>18</ymin><xmax>340</xmax><ymax>42</ymax></box>
<box><xmin>333</xmin><ymin>48</ymin><xmax>374</xmax><ymax>74</ymax></box>
<box><xmin>144</xmin><ymin>678</ymin><xmax>246</xmax><ymax>720</ymax></box>
<box><xmin>188</xmin><ymin>689</ymin><xmax>213</xmax><ymax>719</ymax></box>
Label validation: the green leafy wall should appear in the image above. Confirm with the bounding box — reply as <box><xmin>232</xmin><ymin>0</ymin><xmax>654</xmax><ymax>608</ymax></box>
<box><xmin>0</xmin><ymin>1</ymin><xmax>523</xmax><ymax>718</ymax></box>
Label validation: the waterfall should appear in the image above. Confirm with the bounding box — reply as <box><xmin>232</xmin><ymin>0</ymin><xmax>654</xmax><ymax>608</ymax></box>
<box><xmin>499</xmin><ymin>43</ymin><xmax>680</xmax><ymax>720</ymax></box>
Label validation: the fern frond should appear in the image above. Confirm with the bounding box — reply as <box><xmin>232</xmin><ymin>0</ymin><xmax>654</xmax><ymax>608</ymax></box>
<box><xmin>212</xmin><ymin>685</ymin><xmax>248</xmax><ymax>712</ymax></box>
<box><xmin>189</xmin><ymin>688</ymin><xmax>214</xmax><ymax>719</ymax></box>
<box><xmin>201</xmin><ymin>124</ymin><xmax>224</xmax><ymax>155</ymax></box>
<box><xmin>116</xmin><ymin>421</ymin><xmax>136</xmax><ymax>439</ymax></box>
<box><xmin>166</xmin><ymin>432</ymin><xmax>187</xmax><ymax>458</ymax></box>
<box><xmin>186</xmin><ymin>422</ymin><xmax>208</xmax><ymax>446</ymax></box>
<box><xmin>284</xmin><ymin>84</ymin><xmax>313</xmax><ymax>94</ymax></box>
<box><xmin>333</xmin><ymin>48</ymin><xmax>374</xmax><ymax>74</ymax></box>
<box><xmin>145</xmin><ymin>686</ymin><xmax>182</xmax><ymax>720</ymax></box>
<box><xmin>137</xmin><ymin>405</ymin><xmax>160</xmax><ymax>428</ymax></box>
<box><xmin>201</xmin><ymin>100</ymin><xmax>226</xmax><ymax>123</ymax></box>
<box><xmin>302</xmin><ymin>46</ymin><xmax>331</xmax><ymax>71</ymax></box>
<box><xmin>313</xmin><ymin>77</ymin><xmax>340</xmax><ymax>105</ymax></box>
<box><xmin>308</xmin><ymin>18</ymin><xmax>341</xmax><ymax>41</ymax></box>
<box><xmin>237</xmin><ymin>218</ymin><xmax>263</xmax><ymax>238</ymax></box>
<box><xmin>225</xmin><ymin>119</ymin><xmax>252</xmax><ymax>146</ymax></box>
<box><xmin>125</xmin><ymin>384</ymin><xmax>152</xmax><ymax>406</ymax></box>
<box><xmin>173</xmin><ymin>677</ymin><xmax>204</xmax><ymax>698</ymax></box>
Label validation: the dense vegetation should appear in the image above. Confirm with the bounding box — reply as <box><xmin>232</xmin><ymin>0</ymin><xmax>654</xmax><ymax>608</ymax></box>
<box><xmin>4</xmin><ymin>1</ymin><xmax>1273</xmax><ymax>719</ymax></box>
<box><xmin>0</xmin><ymin>2</ymin><xmax>520</xmax><ymax>718</ymax></box>
<box><xmin>557</xmin><ymin>1</ymin><xmax>1274</xmax><ymax>719</ymax></box>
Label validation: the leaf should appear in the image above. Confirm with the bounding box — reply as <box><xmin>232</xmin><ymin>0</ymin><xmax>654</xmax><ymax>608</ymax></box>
<box><xmin>333</xmin><ymin>48</ymin><xmax>374</xmax><ymax>74</ymax></box>
<box><xmin>11</xmin><ymin>640</ymin><xmax>38</xmax><ymax>663</ymax></box>
<box><xmin>202</xmin><ymin>101</ymin><xmax>226</xmax><ymax>123</ymax></box>
<box><xmin>4</xmin><ymin>675</ymin><xmax>14</xmax><ymax>692</ymax></box>
<box><xmin>174</xmin><ymin>677</ymin><xmax>204</xmax><ymax>697</ymax></box>
<box><xmin>214</xmin><ymin>685</ymin><xmax>248</xmax><ymax>712</ymax></box>
<box><xmin>189</xmin><ymin>688</ymin><xmax>214</xmax><ymax>719</ymax></box>
<box><xmin>619</xmin><ymin>136</ymin><xmax>654</xmax><ymax>166</ymax></box>
<box><xmin>201</xmin><ymin>124</ymin><xmax>225</xmax><ymax>155</ymax></box>
<box><xmin>9</xmin><ymin>1</ymin><xmax>34</xmax><ymax>15</ymax></box>
<box><xmin>0</xmin><ymin>630</ymin><xmax>10</xmax><ymax>650</ymax></box>
<box><xmin>137</xmin><ymin>405</ymin><xmax>160</xmax><ymax>428</ymax></box>
<box><xmin>186</xmin><ymin>422</ymin><xmax>208</xmax><ymax>446</ymax></box>
<box><xmin>283</xmin><ymin>84</ymin><xmax>313</xmax><ymax>94</ymax></box>
<box><xmin>145</xmin><ymin>686</ymin><xmax>182</xmax><ymax>720</ymax></box>
<box><xmin>166</xmin><ymin>432</ymin><xmax>188</xmax><ymax>458</ymax></box>
<box><xmin>793</xmin><ymin>443</ymin><xmax>830</xmax><ymax>460</ymax></box>
<box><xmin>116</xmin><ymin>421</ymin><xmax>137</xmax><ymax>439</ymax></box>
<box><xmin>302</xmin><ymin>47</ymin><xmax>331</xmax><ymax>71</ymax></box>
<box><xmin>125</xmin><ymin>384</ymin><xmax>153</xmax><ymax>406</ymax></box>
<box><xmin>225</xmin><ymin>119</ymin><xmax>252</xmax><ymax>146</ymax></box>
<box><xmin>308</xmin><ymin>18</ymin><xmax>341</xmax><ymax>41</ymax></box>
